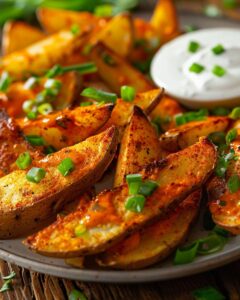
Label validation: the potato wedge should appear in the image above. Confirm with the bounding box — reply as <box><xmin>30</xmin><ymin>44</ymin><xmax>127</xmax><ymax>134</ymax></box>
<box><xmin>17</xmin><ymin>104</ymin><xmax>113</xmax><ymax>150</ymax></box>
<box><xmin>97</xmin><ymin>190</ymin><xmax>201</xmax><ymax>269</ymax></box>
<box><xmin>208</xmin><ymin>137</ymin><xmax>240</xmax><ymax>234</ymax></box>
<box><xmin>90</xmin><ymin>42</ymin><xmax>155</xmax><ymax>94</ymax></box>
<box><xmin>0</xmin><ymin>109</ymin><xmax>42</xmax><ymax>177</ymax></box>
<box><xmin>160</xmin><ymin>116</ymin><xmax>231</xmax><ymax>152</ymax></box>
<box><xmin>114</xmin><ymin>106</ymin><xmax>161</xmax><ymax>187</ymax></box>
<box><xmin>0</xmin><ymin>126</ymin><xmax>118</xmax><ymax>238</ymax></box>
<box><xmin>25</xmin><ymin>138</ymin><xmax>216</xmax><ymax>257</ymax></box>
<box><xmin>0</xmin><ymin>29</ymin><xmax>88</xmax><ymax>80</ymax></box>
<box><xmin>150</xmin><ymin>0</ymin><xmax>180</xmax><ymax>43</ymax></box>
<box><xmin>37</xmin><ymin>8</ymin><xmax>98</xmax><ymax>33</ymax></box>
<box><xmin>2</xmin><ymin>21</ymin><xmax>45</xmax><ymax>55</ymax></box>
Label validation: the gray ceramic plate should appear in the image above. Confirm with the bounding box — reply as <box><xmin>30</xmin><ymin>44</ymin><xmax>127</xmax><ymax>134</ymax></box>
<box><xmin>1</xmin><ymin>11</ymin><xmax>240</xmax><ymax>283</ymax></box>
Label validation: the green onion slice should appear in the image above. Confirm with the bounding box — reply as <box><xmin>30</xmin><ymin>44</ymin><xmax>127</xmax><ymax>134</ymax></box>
<box><xmin>227</xmin><ymin>174</ymin><xmax>240</xmax><ymax>193</ymax></box>
<box><xmin>26</xmin><ymin>167</ymin><xmax>46</xmax><ymax>183</ymax></box>
<box><xmin>80</xmin><ymin>101</ymin><xmax>93</xmax><ymax>107</ymax></box>
<box><xmin>189</xmin><ymin>63</ymin><xmax>205</xmax><ymax>74</ymax></box>
<box><xmin>25</xmin><ymin>135</ymin><xmax>45</xmax><ymax>146</ymax></box>
<box><xmin>174</xmin><ymin>241</ymin><xmax>199</xmax><ymax>265</ymax></box>
<box><xmin>188</xmin><ymin>41</ymin><xmax>200</xmax><ymax>53</ymax></box>
<box><xmin>225</xmin><ymin>128</ymin><xmax>237</xmax><ymax>145</ymax></box>
<box><xmin>120</xmin><ymin>85</ymin><xmax>136</xmax><ymax>102</ymax></box>
<box><xmin>38</xmin><ymin>103</ymin><xmax>53</xmax><ymax>115</ymax></box>
<box><xmin>197</xmin><ymin>233</ymin><xmax>226</xmax><ymax>255</ymax></box>
<box><xmin>212</xmin><ymin>44</ymin><xmax>225</xmax><ymax>55</ymax></box>
<box><xmin>215</xmin><ymin>149</ymin><xmax>236</xmax><ymax>178</ymax></box>
<box><xmin>24</xmin><ymin>77</ymin><xmax>39</xmax><ymax>90</ymax></box>
<box><xmin>22</xmin><ymin>100</ymin><xmax>35</xmax><ymax>113</ymax></box>
<box><xmin>208</xmin><ymin>131</ymin><xmax>226</xmax><ymax>147</ymax></box>
<box><xmin>125</xmin><ymin>194</ymin><xmax>146</xmax><ymax>213</ymax></box>
<box><xmin>0</xmin><ymin>71</ymin><xmax>11</xmax><ymax>92</ymax></box>
<box><xmin>212</xmin><ymin>65</ymin><xmax>226</xmax><ymax>77</ymax></box>
<box><xmin>175</xmin><ymin>109</ymin><xmax>208</xmax><ymax>126</ymax></box>
<box><xmin>192</xmin><ymin>286</ymin><xmax>225</xmax><ymax>300</ymax></box>
<box><xmin>74</xmin><ymin>224</ymin><xmax>87</xmax><ymax>237</ymax></box>
<box><xmin>139</xmin><ymin>180</ymin><xmax>158</xmax><ymax>196</ymax></box>
<box><xmin>81</xmin><ymin>87</ymin><xmax>117</xmax><ymax>103</ymax></box>
<box><xmin>211</xmin><ymin>107</ymin><xmax>230</xmax><ymax>116</ymax></box>
<box><xmin>69</xmin><ymin>289</ymin><xmax>87</xmax><ymax>300</ymax></box>
<box><xmin>70</xmin><ymin>24</ymin><xmax>80</xmax><ymax>35</ymax></box>
<box><xmin>58</xmin><ymin>157</ymin><xmax>74</xmax><ymax>176</ymax></box>
<box><xmin>230</xmin><ymin>107</ymin><xmax>240</xmax><ymax>120</ymax></box>
<box><xmin>16</xmin><ymin>152</ymin><xmax>32</xmax><ymax>170</ymax></box>
<box><xmin>46</xmin><ymin>63</ymin><xmax>97</xmax><ymax>78</ymax></box>
<box><xmin>94</xmin><ymin>4</ymin><xmax>113</xmax><ymax>17</ymax></box>
<box><xmin>27</xmin><ymin>111</ymin><xmax>38</xmax><ymax>120</ymax></box>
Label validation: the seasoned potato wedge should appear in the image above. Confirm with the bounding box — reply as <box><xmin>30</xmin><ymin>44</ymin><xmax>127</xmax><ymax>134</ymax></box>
<box><xmin>90</xmin><ymin>42</ymin><xmax>155</xmax><ymax>94</ymax></box>
<box><xmin>2</xmin><ymin>21</ymin><xmax>45</xmax><ymax>55</ymax></box>
<box><xmin>97</xmin><ymin>13</ymin><xmax>134</xmax><ymax>58</ymax></box>
<box><xmin>25</xmin><ymin>138</ymin><xmax>216</xmax><ymax>257</ymax></box>
<box><xmin>0</xmin><ymin>110</ymin><xmax>42</xmax><ymax>177</ymax></box>
<box><xmin>208</xmin><ymin>137</ymin><xmax>240</xmax><ymax>234</ymax></box>
<box><xmin>160</xmin><ymin>116</ymin><xmax>231</xmax><ymax>152</ymax></box>
<box><xmin>97</xmin><ymin>190</ymin><xmax>201</xmax><ymax>269</ymax></box>
<box><xmin>37</xmin><ymin>8</ymin><xmax>98</xmax><ymax>33</ymax></box>
<box><xmin>150</xmin><ymin>0</ymin><xmax>180</xmax><ymax>43</ymax></box>
<box><xmin>0</xmin><ymin>126</ymin><xmax>118</xmax><ymax>238</ymax></box>
<box><xmin>18</xmin><ymin>104</ymin><xmax>113</xmax><ymax>150</ymax></box>
<box><xmin>114</xmin><ymin>106</ymin><xmax>161</xmax><ymax>187</ymax></box>
<box><xmin>0</xmin><ymin>29</ymin><xmax>88</xmax><ymax>80</ymax></box>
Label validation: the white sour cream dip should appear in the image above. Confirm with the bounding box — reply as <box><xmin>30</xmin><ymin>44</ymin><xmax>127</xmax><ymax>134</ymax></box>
<box><xmin>151</xmin><ymin>28</ymin><xmax>240</xmax><ymax>108</ymax></box>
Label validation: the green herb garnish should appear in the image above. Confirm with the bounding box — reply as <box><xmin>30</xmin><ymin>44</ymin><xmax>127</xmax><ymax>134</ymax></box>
<box><xmin>189</xmin><ymin>63</ymin><xmax>205</xmax><ymax>74</ymax></box>
<box><xmin>175</xmin><ymin>109</ymin><xmax>208</xmax><ymax>126</ymax></box>
<box><xmin>16</xmin><ymin>152</ymin><xmax>32</xmax><ymax>170</ymax></box>
<box><xmin>212</xmin><ymin>65</ymin><xmax>226</xmax><ymax>77</ymax></box>
<box><xmin>81</xmin><ymin>87</ymin><xmax>117</xmax><ymax>103</ymax></box>
<box><xmin>26</xmin><ymin>167</ymin><xmax>46</xmax><ymax>183</ymax></box>
<box><xmin>58</xmin><ymin>158</ymin><xmax>74</xmax><ymax>176</ymax></box>
<box><xmin>188</xmin><ymin>41</ymin><xmax>200</xmax><ymax>53</ymax></box>
<box><xmin>227</xmin><ymin>174</ymin><xmax>240</xmax><ymax>193</ymax></box>
<box><xmin>212</xmin><ymin>44</ymin><xmax>225</xmax><ymax>55</ymax></box>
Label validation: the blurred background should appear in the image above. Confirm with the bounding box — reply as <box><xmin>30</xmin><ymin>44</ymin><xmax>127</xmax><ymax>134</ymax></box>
<box><xmin>0</xmin><ymin>0</ymin><xmax>240</xmax><ymax>27</ymax></box>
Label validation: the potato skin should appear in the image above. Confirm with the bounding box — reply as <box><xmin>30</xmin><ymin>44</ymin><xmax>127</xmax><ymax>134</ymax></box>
<box><xmin>0</xmin><ymin>126</ymin><xmax>118</xmax><ymax>239</ymax></box>
<box><xmin>25</xmin><ymin>138</ymin><xmax>216</xmax><ymax>257</ymax></box>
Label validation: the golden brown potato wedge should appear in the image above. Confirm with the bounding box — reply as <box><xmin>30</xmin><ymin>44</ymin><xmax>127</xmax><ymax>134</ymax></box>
<box><xmin>37</xmin><ymin>7</ymin><xmax>99</xmax><ymax>33</ymax></box>
<box><xmin>0</xmin><ymin>29</ymin><xmax>88</xmax><ymax>80</ymax></box>
<box><xmin>17</xmin><ymin>104</ymin><xmax>113</xmax><ymax>150</ymax></box>
<box><xmin>25</xmin><ymin>138</ymin><xmax>216</xmax><ymax>257</ymax></box>
<box><xmin>0</xmin><ymin>126</ymin><xmax>118</xmax><ymax>239</ymax></box>
<box><xmin>114</xmin><ymin>106</ymin><xmax>161</xmax><ymax>187</ymax></box>
<box><xmin>0</xmin><ymin>109</ymin><xmax>42</xmax><ymax>177</ymax></box>
<box><xmin>90</xmin><ymin>42</ymin><xmax>155</xmax><ymax>94</ymax></box>
<box><xmin>150</xmin><ymin>0</ymin><xmax>180</xmax><ymax>43</ymax></box>
<box><xmin>160</xmin><ymin>116</ymin><xmax>231</xmax><ymax>152</ymax></box>
<box><xmin>97</xmin><ymin>13</ymin><xmax>134</xmax><ymax>58</ymax></box>
<box><xmin>208</xmin><ymin>137</ymin><xmax>240</xmax><ymax>234</ymax></box>
<box><xmin>97</xmin><ymin>190</ymin><xmax>201</xmax><ymax>269</ymax></box>
<box><xmin>150</xmin><ymin>95</ymin><xmax>185</xmax><ymax>131</ymax></box>
<box><xmin>2</xmin><ymin>21</ymin><xmax>45</xmax><ymax>55</ymax></box>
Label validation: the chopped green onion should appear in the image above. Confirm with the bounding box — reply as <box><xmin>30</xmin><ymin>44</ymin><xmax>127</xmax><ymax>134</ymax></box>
<box><xmin>16</xmin><ymin>152</ymin><xmax>32</xmax><ymax>170</ymax></box>
<box><xmin>175</xmin><ymin>109</ymin><xmax>208</xmax><ymax>126</ymax></box>
<box><xmin>208</xmin><ymin>132</ymin><xmax>226</xmax><ymax>146</ymax></box>
<box><xmin>102</xmin><ymin>52</ymin><xmax>116</xmax><ymax>66</ymax></box>
<box><xmin>46</xmin><ymin>63</ymin><xmax>97</xmax><ymax>78</ymax></box>
<box><xmin>212</xmin><ymin>65</ymin><xmax>226</xmax><ymax>77</ymax></box>
<box><xmin>24</xmin><ymin>77</ymin><xmax>39</xmax><ymax>90</ymax></box>
<box><xmin>227</xmin><ymin>174</ymin><xmax>240</xmax><ymax>193</ymax></box>
<box><xmin>94</xmin><ymin>4</ymin><xmax>113</xmax><ymax>17</ymax></box>
<box><xmin>128</xmin><ymin>182</ymin><xmax>141</xmax><ymax>195</ymax></box>
<box><xmin>2</xmin><ymin>272</ymin><xmax>16</xmax><ymax>281</ymax></box>
<box><xmin>188</xmin><ymin>41</ymin><xmax>200</xmax><ymax>53</ymax></box>
<box><xmin>197</xmin><ymin>233</ymin><xmax>226</xmax><ymax>255</ymax></box>
<box><xmin>25</xmin><ymin>135</ymin><xmax>45</xmax><ymax>146</ymax></box>
<box><xmin>26</xmin><ymin>167</ymin><xmax>46</xmax><ymax>183</ymax></box>
<box><xmin>0</xmin><ymin>71</ymin><xmax>11</xmax><ymax>92</ymax></box>
<box><xmin>22</xmin><ymin>99</ymin><xmax>35</xmax><ymax>113</ymax></box>
<box><xmin>174</xmin><ymin>241</ymin><xmax>199</xmax><ymax>265</ymax></box>
<box><xmin>189</xmin><ymin>63</ymin><xmax>205</xmax><ymax>74</ymax></box>
<box><xmin>211</xmin><ymin>107</ymin><xmax>230</xmax><ymax>116</ymax></box>
<box><xmin>192</xmin><ymin>286</ymin><xmax>225</xmax><ymax>300</ymax></box>
<box><xmin>71</xmin><ymin>24</ymin><xmax>80</xmax><ymax>35</ymax></box>
<box><xmin>212</xmin><ymin>44</ymin><xmax>225</xmax><ymax>55</ymax></box>
<box><xmin>225</xmin><ymin>128</ymin><xmax>237</xmax><ymax>145</ymax></box>
<box><xmin>44</xmin><ymin>79</ymin><xmax>62</xmax><ymax>94</ymax></box>
<box><xmin>230</xmin><ymin>107</ymin><xmax>240</xmax><ymax>119</ymax></box>
<box><xmin>126</xmin><ymin>174</ymin><xmax>142</xmax><ymax>185</ymax></box>
<box><xmin>120</xmin><ymin>86</ymin><xmax>136</xmax><ymax>102</ymax></box>
<box><xmin>27</xmin><ymin>111</ymin><xmax>38</xmax><ymax>120</ymax></box>
<box><xmin>80</xmin><ymin>101</ymin><xmax>93</xmax><ymax>107</ymax></box>
<box><xmin>223</xmin><ymin>0</ymin><xmax>237</xmax><ymax>9</ymax></box>
<box><xmin>81</xmin><ymin>87</ymin><xmax>117</xmax><ymax>103</ymax></box>
<box><xmin>184</xmin><ymin>25</ymin><xmax>198</xmax><ymax>33</ymax></box>
<box><xmin>44</xmin><ymin>145</ymin><xmax>56</xmax><ymax>155</ymax></box>
<box><xmin>46</xmin><ymin>64</ymin><xmax>62</xmax><ymax>78</ymax></box>
<box><xmin>58</xmin><ymin>158</ymin><xmax>74</xmax><ymax>176</ymax></box>
<box><xmin>38</xmin><ymin>103</ymin><xmax>53</xmax><ymax>115</ymax></box>
<box><xmin>74</xmin><ymin>224</ymin><xmax>87</xmax><ymax>237</ymax></box>
<box><xmin>125</xmin><ymin>194</ymin><xmax>146</xmax><ymax>213</ymax></box>
<box><xmin>0</xmin><ymin>280</ymin><xmax>13</xmax><ymax>293</ymax></box>
<box><xmin>139</xmin><ymin>180</ymin><xmax>158</xmax><ymax>196</ymax></box>
<box><xmin>215</xmin><ymin>149</ymin><xmax>236</xmax><ymax>177</ymax></box>
<box><xmin>69</xmin><ymin>289</ymin><xmax>87</xmax><ymax>300</ymax></box>
<box><xmin>35</xmin><ymin>89</ymin><xmax>54</xmax><ymax>104</ymax></box>
<box><xmin>213</xmin><ymin>226</ymin><xmax>230</xmax><ymax>238</ymax></box>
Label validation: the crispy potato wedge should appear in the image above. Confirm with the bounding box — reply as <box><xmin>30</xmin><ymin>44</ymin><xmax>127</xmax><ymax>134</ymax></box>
<box><xmin>0</xmin><ymin>126</ymin><xmax>118</xmax><ymax>239</ymax></box>
<box><xmin>97</xmin><ymin>13</ymin><xmax>134</xmax><ymax>58</ymax></box>
<box><xmin>2</xmin><ymin>21</ymin><xmax>45</xmax><ymax>55</ymax></box>
<box><xmin>37</xmin><ymin>8</ymin><xmax>98</xmax><ymax>33</ymax></box>
<box><xmin>25</xmin><ymin>138</ymin><xmax>216</xmax><ymax>257</ymax></box>
<box><xmin>17</xmin><ymin>104</ymin><xmax>113</xmax><ymax>150</ymax></box>
<box><xmin>97</xmin><ymin>190</ymin><xmax>201</xmax><ymax>269</ymax></box>
<box><xmin>0</xmin><ymin>29</ymin><xmax>88</xmax><ymax>80</ymax></box>
<box><xmin>0</xmin><ymin>110</ymin><xmax>42</xmax><ymax>177</ymax></box>
<box><xmin>208</xmin><ymin>137</ymin><xmax>240</xmax><ymax>234</ymax></box>
<box><xmin>160</xmin><ymin>116</ymin><xmax>231</xmax><ymax>152</ymax></box>
<box><xmin>90</xmin><ymin>42</ymin><xmax>155</xmax><ymax>94</ymax></box>
<box><xmin>114</xmin><ymin>106</ymin><xmax>161</xmax><ymax>187</ymax></box>
<box><xmin>150</xmin><ymin>0</ymin><xmax>180</xmax><ymax>43</ymax></box>
<box><xmin>150</xmin><ymin>95</ymin><xmax>185</xmax><ymax>131</ymax></box>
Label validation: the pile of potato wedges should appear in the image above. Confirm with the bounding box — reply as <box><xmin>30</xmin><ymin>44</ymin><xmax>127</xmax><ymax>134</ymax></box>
<box><xmin>0</xmin><ymin>0</ymin><xmax>239</xmax><ymax>270</ymax></box>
